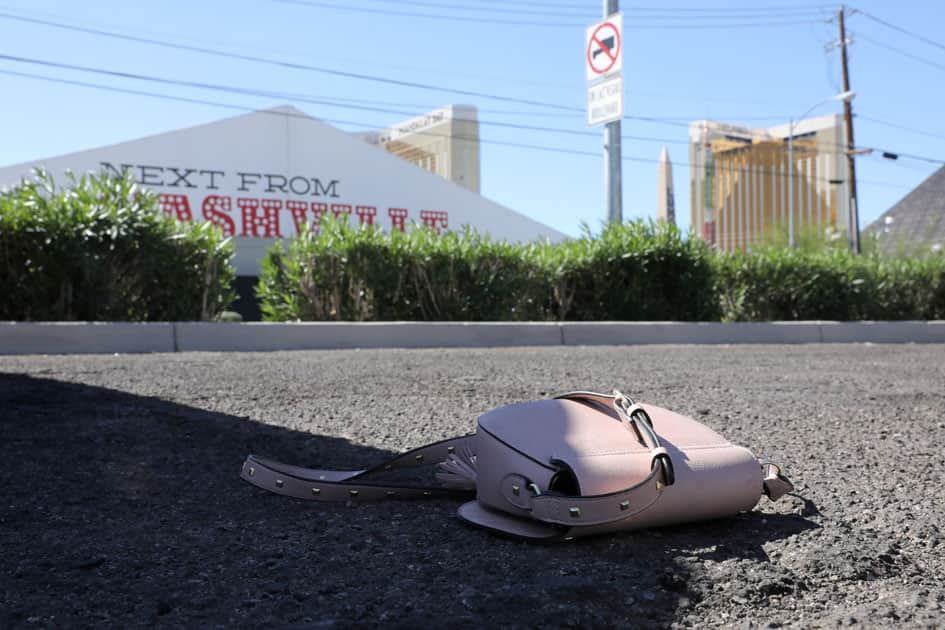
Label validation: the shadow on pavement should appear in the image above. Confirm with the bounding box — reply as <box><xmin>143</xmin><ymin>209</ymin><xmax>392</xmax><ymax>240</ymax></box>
<box><xmin>0</xmin><ymin>373</ymin><xmax>816</xmax><ymax>628</ymax></box>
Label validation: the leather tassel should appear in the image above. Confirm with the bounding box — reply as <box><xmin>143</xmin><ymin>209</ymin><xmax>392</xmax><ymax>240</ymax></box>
<box><xmin>435</xmin><ymin>447</ymin><xmax>478</xmax><ymax>491</ymax></box>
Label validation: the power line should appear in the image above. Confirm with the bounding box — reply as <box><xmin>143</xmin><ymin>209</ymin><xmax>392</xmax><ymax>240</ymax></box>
<box><xmin>615</xmin><ymin>4</ymin><xmax>833</xmax><ymax>12</ymax></box>
<box><xmin>852</xmin><ymin>8</ymin><xmax>945</xmax><ymax>54</ymax></box>
<box><xmin>856</xmin><ymin>32</ymin><xmax>945</xmax><ymax>73</ymax></box>
<box><xmin>273</xmin><ymin>0</ymin><xmax>823</xmax><ymax>28</ymax></box>
<box><xmin>7</xmin><ymin>47</ymin><xmax>929</xmax><ymax>162</ymax></box>
<box><xmin>286</xmin><ymin>0</ymin><xmax>827</xmax><ymax>20</ymax></box>
<box><xmin>0</xmin><ymin>11</ymin><xmax>710</xmax><ymax>131</ymax></box>
<box><xmin>0</xmin><ymin>7</ymin><xmax>808</xmax><ymax>107</ymax></box>
<box><xmin>869</xmin><ymin>150</ymin><xmax>945</xmax><ymax>166</ymax></box>
<box><xmin>0</xmin><ymin>5</ymin><xmax>579</xmax><ymax>90</ymax></box>
<box><xmin>856</xmin><ymin>114</ymin><xmax>945</xmax><ymax>142</ymax></box>
<box><xmin>435</xmin><ymin>0</ymin><xmax>832</xmax><ymax>13</ymax></box>
<box><xmin>324</xmin><ymin>0</ymin><xmax>594</xmax><ymax>18</ymax></box>
<box><xmin>0</xmin><ymin>52</ymin><xmax>691</xmax><ymax>145</ymax></box>
<box><xmin>0</xmin><ymin>51</ymin><xmax>876</xmax><ymax>154</ymax></box>
<box><xmin>0</xmin><ymin>67</ymin><xmax>604</xmax><ymax>160</ymax></box>
<box><xmin>0</xmin><ymin>12</ymin><xmax>580</xmax><ymax>112</ymax></box>
<box><xmin>0</xmin><ymin>66</ymin><xmax>918</xmax><ymax>189</ymax></box>
<box><xmin>272</xmin><ymin>0</ymin><xmax>584</xmax><ymax>27</ymax></box>
<box><xmin>0</xmin><ymin>11</ymin><xmax>832</xmax><ymax>131</ymax></box>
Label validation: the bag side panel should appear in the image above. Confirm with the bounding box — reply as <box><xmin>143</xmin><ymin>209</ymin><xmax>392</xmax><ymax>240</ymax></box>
<box><xmin>568</xmin><ymin>444</ymin><xmax>763</xmax><ymax>538</ymax></box>
<box><xmin>473</xmin><ymin>428</ymin><xmax>557</xmax><ymax>518</ymax></box>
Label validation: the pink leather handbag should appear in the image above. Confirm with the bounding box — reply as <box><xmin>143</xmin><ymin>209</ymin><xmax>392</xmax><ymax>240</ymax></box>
<box><xmin>241</xmin><ymin>390</ymin><xmax>794</xmax><ymax>540</ymax></box>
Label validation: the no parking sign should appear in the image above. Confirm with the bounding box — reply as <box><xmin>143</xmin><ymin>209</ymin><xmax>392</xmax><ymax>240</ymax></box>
<box><xmin>585</xmin><ymin>13</ymin><xmax>623</xmax><ymax>127</ymax></box>
<box><xmin>585</xmin><ymin>14</ymin><xmax>623</xmax><ymax>82</ymax></box>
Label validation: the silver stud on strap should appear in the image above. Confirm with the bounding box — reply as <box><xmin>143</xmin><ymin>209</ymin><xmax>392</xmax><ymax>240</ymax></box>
<box><xmin>415</xmin><ymin>454</ymin><xmax>424</xmax><ymax>463</ymax></box>
<box><xmin>311</xmin><ymin>488</ymin><xmax>321</xmax><ymax>496</ymax></box>
<box><xmin>527</xmin><ymin>483</ymin><xmax>541</xmax><ymax>496</ymax></box>
<box><xmin>447</xmin><ymin>446</ymin><xmax>456</xmax><ymax>454</ymax></box>
<box><xmin>248</xmin><ymin>467</ymin><xmax>255</xmax><ymax>477</ymax></box>
<box><xmin>386</xmin><ymin>491</ymin><xmax>396</xmax><ymax>497</ymax></box>
<box><xmin>349</xmin><ymin>490</ymin><xmax>359</xmax><ymax>497</ymax></box>
<box><xmin>512</xmin><ymin>485</ymin><xmax>521</xmax><ymax>496</ymax></box>
<box><xmin>423</xmin><ymin>491</ymin><xmax>432</xmax><ymax>497</ymax></box>
<box><xmin>275</xmin><ymin>479</ymin><xmax>284</xmax><ymax>488</ymax></box>
<box><xmin>569</xmin><ymin>507</ymin><xmax>581</xmax><ymax>519</ymax></box>
<box><xmin>619</xmin><ymin>500</ymin><xmax>630</xmax><ymax>511</ymax></box>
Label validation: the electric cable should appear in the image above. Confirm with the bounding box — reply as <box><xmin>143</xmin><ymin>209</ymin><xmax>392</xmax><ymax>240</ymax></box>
<box><xmin>856</xmin><ymin>115</ymin><xmax>945</xmax><ymax>142</ymax></box>
<box><xmin>0</xmin><ymin>10</ymin><xmax>820</xmax><ymax>121</ymax></box>
<box><xmin>273</xmin><ymin>0</ymin><xmax>823</xmax><ymax>29</ymax></box>
<box><xmin>0</xmin><ymin>52</ymin><xmax>691</xmax><ymax>145</ymax></box>
<box><xmin>856</xmin><ymin>32</ymin><xmax>945</xmax><ymax>73</ymax></box>
<box><xmin>0</xmin><ymin>51</ymin><xmax>885</xmax><ymax>155</ymax></box>
<box><xmin>280</xmin><ymin>0</ymin><xmax>828</xmax><ymax>20</ymax></box>
<box><xmin>0</xmin><ymin>66</ymin><xmax>920</xmax><ymax>188</ymax></box>
<box><xmin>0</xmin><ymin>11</ymin><xmax>584</xmax><ymax>112</ymax></box>
<box><xmin>853</xmin><ymin>8</ymin><xmax>945</xmax><ymax>54</ymax></box>
<box><xmin>397</xmin><ymin>0</ymin><xmax>829</xmax><ymax>11</ymax></box>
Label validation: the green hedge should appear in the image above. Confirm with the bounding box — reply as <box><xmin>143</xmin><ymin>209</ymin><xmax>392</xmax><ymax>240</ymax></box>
<box><xmin>256</xmin><ymin>219</ymin><xmax>719</xmax><ymax>321</ymax></box>
<box><xmin>550</xmin><ymin>221</ymin><xmax>719</xmax><ymax>321</ymax></box>
<box><xmin>256</xmin><ymin>219</ymin><xmax>552</xmax><ymax>321</ymax></box>
<box><xmin>258</xmin><ymin>218</ymin><xmax>945</xmax><ymax>322</ymax></box>
<box><xmin>715</xmin><ymin>247</ymin><xmax>945</xmax><ymax>321</ymax></box>
<box><xmin>0</xmin><ymin>170</ymin><xmax>236</xmax><ymax>321</ymax></box>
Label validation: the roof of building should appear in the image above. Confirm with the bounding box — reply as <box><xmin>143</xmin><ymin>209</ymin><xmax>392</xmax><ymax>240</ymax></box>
<box><xmin>0</xmin><ymin>106</ymin><xmax>565</xmax><ymax>274</ymax></box>
<box><xmin>865</xmin><ymin>165</ymin><xmax>945</xmax><ymax>255</ymax></box>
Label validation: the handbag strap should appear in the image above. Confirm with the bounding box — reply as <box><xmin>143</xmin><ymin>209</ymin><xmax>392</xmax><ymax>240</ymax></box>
<box><xmin>240</xmin><ymin>434</ymin><xmax>476</xmax><ymax>501</ymax></box>
<box><xmin>555</xmin><ymin>390</ymin><xmax>676</xmax><ymax>486</ymax></box>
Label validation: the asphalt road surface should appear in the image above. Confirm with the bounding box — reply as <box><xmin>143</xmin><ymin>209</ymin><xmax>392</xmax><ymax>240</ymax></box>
<box><xmin>2</xmin><ymin>344</ymin><xmax>943</xmax><ymax>628</ymax></box>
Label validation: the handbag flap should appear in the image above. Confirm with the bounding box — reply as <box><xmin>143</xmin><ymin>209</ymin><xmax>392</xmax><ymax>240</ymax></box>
<box><xmin>478</xmin><ymin>398</ymin><xmax>733</xmax><ymax>496</ymax></box>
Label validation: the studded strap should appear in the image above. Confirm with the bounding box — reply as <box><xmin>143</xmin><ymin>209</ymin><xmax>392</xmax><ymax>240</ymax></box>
<box><xmin>527</xmin><ymin>466</ymin><xmax>664</xmax><ymax>526</ymax></box>
<box><xmin>240</xmin><ymin>435</ymin><xmax>477</xmax><ymax>502</ymax></box>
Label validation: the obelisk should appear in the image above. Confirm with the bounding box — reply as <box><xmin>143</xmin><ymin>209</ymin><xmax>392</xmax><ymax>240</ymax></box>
<box><xmin>656</xmin><ymin>145</ymin><xmax>676</xmax><ymax>226</ymax></box>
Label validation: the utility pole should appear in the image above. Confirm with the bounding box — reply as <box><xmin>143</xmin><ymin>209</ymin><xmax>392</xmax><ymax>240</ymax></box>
<box><xmin>839</xmin><ymin>5</ymin><xmax>860</xmax><ymax>253</ymax></box>
<box><xmin>604</xmin><ymin>0</ymin><xmax>622</xmax><ymax>224</ymax></box>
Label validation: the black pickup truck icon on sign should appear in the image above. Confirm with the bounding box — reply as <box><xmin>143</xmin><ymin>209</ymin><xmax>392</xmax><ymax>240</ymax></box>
<box><xmin>593</xmin><ymin>36</ymin><xmax>615</xmax><ymax>59</ymax></box>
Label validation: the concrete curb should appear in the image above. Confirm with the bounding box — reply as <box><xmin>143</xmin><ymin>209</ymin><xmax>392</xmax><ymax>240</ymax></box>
<box><xmin>560</xmin><ymin>321</ymin><xmax>826</xmax><ymax>345</ymax></box>
<box><xmin>174</xmin><ymin>322</ymin><xmax>562</xmax><ymax>352</ymax></box>
<box><xmin>0</xmin><ymin>322</ymin><xmax>175</xmax><ymax>355</ymax></box>
<box><xmin>1</xmin><ymin>321</ymin><xmax>943</xmax><ymax>354</ymax></box>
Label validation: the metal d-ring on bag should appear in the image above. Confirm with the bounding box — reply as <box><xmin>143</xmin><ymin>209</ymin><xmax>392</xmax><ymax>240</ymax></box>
<box><xmin>240</xmin><ymin>389</ymin><xmax>794</xmax><ymax>541</ymax></box>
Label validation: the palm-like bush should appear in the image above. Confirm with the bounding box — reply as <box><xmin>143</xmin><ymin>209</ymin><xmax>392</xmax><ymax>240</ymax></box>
<box><xmin>0</xmin><ymin>170</ymin><xmax>235</xmax><ymax>321</ymax></box>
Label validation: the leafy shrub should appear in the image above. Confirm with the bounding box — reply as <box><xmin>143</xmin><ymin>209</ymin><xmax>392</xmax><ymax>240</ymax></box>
<box><xmin>554</xmin><ymin>221</ymin><xmax>720</xmax><ymax>321</ymax></box>
<box><xmin>259</xmin><ymin>215</ymin><xmax>945</xmax><ymax>322</ymax></box>
<box><xmin>0</xmin><ymin>170</ymin><xmax>236</xmax><ymax>321</ymax></box>
<box><xmin>256</xmin><ymin>219</ymin><xmax>717</xmax><ymax>322</ymax></box>
<box><xmin>715</xmin><ymin>246</ymin><xmax>945</xmax><ymax>321</ymax></box>
<box><xmin>256</xmin><ymin>218</ymin><xmax>551</xmax><ymax>321</ymax></box>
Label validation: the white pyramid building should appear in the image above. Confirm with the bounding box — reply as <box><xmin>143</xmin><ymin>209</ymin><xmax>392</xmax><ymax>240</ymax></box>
<box><xmin>0</xmin><ymin>106</ymin><xmax>565</xmax><ymax>274</ymax></box>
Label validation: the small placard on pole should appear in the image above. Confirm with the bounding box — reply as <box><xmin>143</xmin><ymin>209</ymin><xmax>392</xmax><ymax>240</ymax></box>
<box><xmin>587</xmin><ymin>75</ymin><xmax>623</xmax><ymax>127</ymax></box>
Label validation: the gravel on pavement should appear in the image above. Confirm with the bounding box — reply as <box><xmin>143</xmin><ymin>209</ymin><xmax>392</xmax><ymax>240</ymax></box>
<box><xmin>1</xmin><ymin>344</ymin><xmax>943</xmax><ymax>628</ymax></box>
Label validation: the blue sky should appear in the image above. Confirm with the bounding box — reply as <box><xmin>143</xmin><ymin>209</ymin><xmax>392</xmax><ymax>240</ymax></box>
<box><xmin>1</xmin><ymin>0</ymin><xmax>943</xmax><ymax>238</ymax></box>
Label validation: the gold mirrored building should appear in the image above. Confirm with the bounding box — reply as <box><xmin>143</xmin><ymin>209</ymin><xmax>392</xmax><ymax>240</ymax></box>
<box><xmin>689</xmin><ymin>115</ymin><xmax>850</xmax><ymax>251</ymax></box>
<box><xmin>358</xmin><ymin>105</ymin><xmax>481</xmax><ymax>194</ymax></box>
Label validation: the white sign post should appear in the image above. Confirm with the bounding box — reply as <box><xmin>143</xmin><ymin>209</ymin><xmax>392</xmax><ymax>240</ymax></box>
<box><xmin>587</xmin><ymin>75</ymin><xmax>624</xmax><ymax>127</ymax></box>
